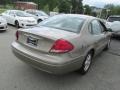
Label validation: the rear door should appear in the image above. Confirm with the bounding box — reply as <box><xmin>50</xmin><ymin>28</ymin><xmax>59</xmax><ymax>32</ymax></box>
<box><xmin>89</xmin><ymin>20</ymin><xmax>107</xmax><ymax>54</ymax></box>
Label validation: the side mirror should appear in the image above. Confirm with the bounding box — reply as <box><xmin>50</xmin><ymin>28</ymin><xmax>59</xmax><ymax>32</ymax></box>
<box><xmin>36</xmin><ymin>14</ymin><xmax>38</xmax><ymax>16</ymax></box>
<box><xmin>105</xmin><ymin>28</ymin><xmax>113</xmax><ymax>32</ymax></box>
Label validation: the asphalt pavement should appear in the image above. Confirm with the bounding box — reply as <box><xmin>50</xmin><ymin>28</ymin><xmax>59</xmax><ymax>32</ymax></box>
<box><xmin>0</xmin><ymin>25</ymin><xmax>120</xmax><ymax>90</ymax></box>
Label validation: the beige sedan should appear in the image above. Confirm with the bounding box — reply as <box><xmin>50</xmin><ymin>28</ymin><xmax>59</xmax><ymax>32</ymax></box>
<box><xmin>12</xmin><ymin>14</ymin><xmax>111</xmax><ymax>75</ymax></box>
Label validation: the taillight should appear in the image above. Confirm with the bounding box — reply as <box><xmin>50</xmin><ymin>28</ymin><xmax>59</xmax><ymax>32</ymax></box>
<box><xmin>50</xmin><ymin>39</ymin><xmax>74</xmax><ymax>53</ymax></box>
<box><xmin>16</xmin><ymin>31</ymin><xmax>19</xmax><ymax>40</ymax></box>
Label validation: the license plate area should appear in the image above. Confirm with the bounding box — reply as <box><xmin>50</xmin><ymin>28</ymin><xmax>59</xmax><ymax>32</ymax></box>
<box><xmin>27</xmin><ymin>36</ymin><xmax>38</xmax><ymax>46</ymax></box>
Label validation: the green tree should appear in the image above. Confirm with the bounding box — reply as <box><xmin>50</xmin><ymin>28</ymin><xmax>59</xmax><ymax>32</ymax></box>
<box><xmin>101</xmin><ymin>9</ymin><xmax>107</xmax><ymax>19</ymax></box>
<box><xmin>71</xmin><ymin>0</ymin><xmax>83</xmax><ymax>14</ymax></box>
<box><xmin>115</xmin><ymin>6</ymin><xmax>120</xmax><ymax>15</ymax></box>
<box><xmin>83</xmin><ymin>5</ymin><xmax>91</xmax><ymax>15</ymax></box>
<box><xmin>104</xmin><ymin>4</ymin><xmax>120</xmax><ymax>15</ymax></box>
<box><xmin>33</xmin><ymin>0</ymin><xmax>59</xmax><ymax>11</ymax></box>
<box><xmin>58</xmin><ymin>0</ymin><xmax>71</xmax><ymax>13</ymax></box>
<box><xmin>32</xmin><ymin>0</ymin><xmax>47</xmax><ymax>10</ymax></box>
<box><xmin>3</xmin><ymin>0</ymin><xmax>84</xmax><ymax>13</ymax></box>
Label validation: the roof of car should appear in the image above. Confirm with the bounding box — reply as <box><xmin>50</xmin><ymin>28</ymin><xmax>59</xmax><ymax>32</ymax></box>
<box><xmin>7</xmin><ymin>10</ymin><xmax>24</xmax><ymax>12</ymax></box>
<box><xmin>57</xmin><ymin>14</ymin><xmax>96</xmax><ymax>20</ymax></box>
<box><xmin>25</xmin><ymin>9</ymin><xmax>43</xmax><ymax>12</ymax></box>
<box><xmin>25</xmin><ymin>10</ymin><xmax>44</xmax><ymax>14</ymax></box>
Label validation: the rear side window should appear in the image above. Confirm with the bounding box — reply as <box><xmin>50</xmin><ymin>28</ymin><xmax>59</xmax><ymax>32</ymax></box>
<box><xmin>90</xmin><ymin>20</ymin><xmax>103</xmax><ymax>35</ymax></box>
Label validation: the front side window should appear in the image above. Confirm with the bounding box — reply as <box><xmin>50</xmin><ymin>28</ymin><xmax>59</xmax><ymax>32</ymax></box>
<box><xmin>90</xmin><ymin>20</ymin><xmax>102</xmax><ymax>35</ymax></box>
<box><xmin>9</xmin><ymin>11</ymin><xmax>15</xmax><ymax>15</ymax></box>
<box><xmin>15</xmin><ymin>11</ymin><xmax>32</xmax><ymax>17</ymax></box>
<box><xmin>26</xmin><ymin>11</ymin><xmax>35</xmax><ymax>15</ymax></box>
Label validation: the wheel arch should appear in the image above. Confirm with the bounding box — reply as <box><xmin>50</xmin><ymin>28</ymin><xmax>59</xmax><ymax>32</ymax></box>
<box><xmin>89</xmin><ymin>49</ymin><xmax>95</xmax><ymax>57</ymax></box>
<box><xmin>15</xmin><ymin>20</ymin><xmax>18</xmax><ymax>24</ymax></box>
<box><xmin>37</xmin><ymin>19</ymin><xmax>43</xmax><ymax>23</ymax></box>
<box><xmin>85</xmin><ymin>47</ymin><xmax>95</xmax><ymax>58</ymax></box>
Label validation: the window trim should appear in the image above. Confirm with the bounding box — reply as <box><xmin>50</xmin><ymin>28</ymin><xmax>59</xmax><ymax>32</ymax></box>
<box><xmin>89</xmin><ymin>19</ymin><xmax>104</xmax><ymax>35</ymax></box>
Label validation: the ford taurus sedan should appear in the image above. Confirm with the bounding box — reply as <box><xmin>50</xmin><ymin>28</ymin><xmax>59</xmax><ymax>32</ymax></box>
<box><xmin>2</xmin><ymin>10</ymin><xmax>37</xmax><ymax>28</ymax></box>
<box><xmin>12</xmin><ymin>14</ymin><xmax>111</xmax><ymax>75</ymax></box>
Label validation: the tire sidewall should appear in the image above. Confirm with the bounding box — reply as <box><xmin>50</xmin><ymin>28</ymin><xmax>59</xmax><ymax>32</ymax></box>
<box><xmin>80</xmin><ymin>51</ymin><xmax>93</xmax><ymax>75</ymax></box>
<box><xmin>15</xmin><ymin>21</ymin><xmax>19</xmax><ymax>28</ymax></box>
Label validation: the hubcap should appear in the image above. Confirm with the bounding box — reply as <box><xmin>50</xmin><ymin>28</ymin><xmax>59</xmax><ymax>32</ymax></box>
<box><xmin>84</xmin><ymin>54</ymin><xmax>92</xmax><ymax>71</ymax></box>
<box><xmin>16</xmin><ymin>22</ymin><xmax>19</xmax><ymax>28</ymax></box>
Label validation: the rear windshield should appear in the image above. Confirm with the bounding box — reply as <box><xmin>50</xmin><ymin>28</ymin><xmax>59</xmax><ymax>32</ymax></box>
<box><xmin>108</xmin><ymin>17</ymin><xmax>120</xmax><ymax>22</ymax></box>
<box><xmin>38</xmin><ymin>15</ymin><xmax>85</xmax><ymax>33</ymax></box>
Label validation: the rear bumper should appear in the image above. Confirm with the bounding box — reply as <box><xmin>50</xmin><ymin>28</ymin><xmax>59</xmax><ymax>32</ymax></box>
<box><xmin>12</xmin><ymin>42</ymin><xmax>84</xmax><ymax>74</ymax></box>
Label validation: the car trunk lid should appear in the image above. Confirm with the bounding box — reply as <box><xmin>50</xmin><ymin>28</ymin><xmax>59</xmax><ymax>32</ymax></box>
<box><xmin>17</xmin><ymin>26</ymin><xmax>77</xmax><ymax>53</ymax></box>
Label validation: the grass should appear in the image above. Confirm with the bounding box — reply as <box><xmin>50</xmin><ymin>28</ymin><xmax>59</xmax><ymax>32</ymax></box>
<box><xmin>0</xmin><ymin>8</ymin><xmax>7</xmax><ymax>14</ymax></box>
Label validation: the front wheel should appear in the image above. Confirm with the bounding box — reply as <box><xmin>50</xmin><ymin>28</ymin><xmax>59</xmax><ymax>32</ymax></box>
<box><xmin>37</xmin><ymin>19</ymin><xmax>42</xmax><ymax>23</ymax></box>
<box><xmin>80</xmin><ymin>52</ymin><xmax>93</xmax><ymax>75</ymax></box>
<box><xmin>15</xmin><ymin>21</ymin><xmax>19</xmax><ymax>28</ymax></box>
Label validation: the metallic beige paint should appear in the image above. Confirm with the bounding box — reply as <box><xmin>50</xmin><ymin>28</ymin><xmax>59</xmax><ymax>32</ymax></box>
<box><xmin>12</xmin><ymin>14</ymin><xmax>111</xmax><ymax>74</ymax></box>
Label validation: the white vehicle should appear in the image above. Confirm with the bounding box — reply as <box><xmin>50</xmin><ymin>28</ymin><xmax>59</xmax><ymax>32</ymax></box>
<box><xmin>106</xmin><ymin>16</ymin><xmax>120</xmax><ymax>38</ymax></box>
<box><xmin>106</xmin><ymin>15</ymin><xmax>120</xmax><ymax>29</ymax></box>
<box><xmin>50</xmin><ymin>11</ymin><xmax>59</xmax><ymax>16</ymax></box>
<box><xmin>0</xmin><ymin>16</ymin><xmax>7</xmax><ymax>31</ymax></box>
<box><xmin>25</xmin><ymin>9</ymin><xmax>49</xmax><ymax>23</ymax></box>
<box><xmin>2</xmin><ymin>10</ymin><xmax>37</xmax><ymax>28</ymax></box>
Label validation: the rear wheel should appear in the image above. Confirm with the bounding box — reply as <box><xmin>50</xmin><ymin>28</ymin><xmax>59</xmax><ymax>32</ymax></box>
<box><xmin>15</xmin><ymin>21</ymin><xmax>19</xmax><ymax>28</ymax></box>
<box><xmin>80</xmin><ymin>51</ymin><xmax>93</xmax><ymax>75</ymax></box>
<box><xmin>38</xmin><ymin>19</ymin><xmax>42</xmax><ymax>23</ymax></box>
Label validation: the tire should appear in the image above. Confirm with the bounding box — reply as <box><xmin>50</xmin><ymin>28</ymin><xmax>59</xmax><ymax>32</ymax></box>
<box><xmin>104</xmin><ymin>38</ymin><xmax>111</xmax><ymax>51</ymax></box>
<box><xmin>112</xmin><ymin>33</ymin><xmax>120</xmax><ymax>40</ymax></box>
<box><xmin>15</xmin><ymin>21</ymin><xmax>19</xmax><ymax>28</ymax></box>
<box><xmin>37</xmin><ymin>19</ymin><xmax>42</xmax><ymax>23</ymax></box>
<box><xmin>80</xmin><ymin>51</ymin><xmax>93</xmax><ymax>75</ymax></box>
